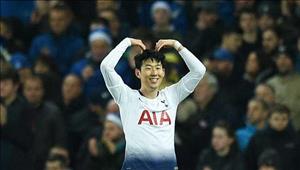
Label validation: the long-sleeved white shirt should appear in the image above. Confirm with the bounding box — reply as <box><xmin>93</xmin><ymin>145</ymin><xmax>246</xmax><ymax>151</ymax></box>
<box><xmin>100</xmin><ymin>38</ymin><xmax>206</xmax><ymax>170</ymax></box>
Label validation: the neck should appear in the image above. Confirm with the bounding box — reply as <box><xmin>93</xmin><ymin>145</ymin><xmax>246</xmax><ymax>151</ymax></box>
<box><xmin>216</xmin><ymin>146</ymin><xmax>230</xmax><ymax>157</ymax></box>
<box><xmin>139</xmin><ymin>87</ymin><xmax>158</xmax><ymax>99</ymax></box>
<box><xmin>243</xmin><ymin>31</ymin><xmax>257</xmax><ymax>43</ymax></box>
<box><xmin>4</xmin><ymin>93</ymin><xmax>17</xmax><ymax>106</ymax></box>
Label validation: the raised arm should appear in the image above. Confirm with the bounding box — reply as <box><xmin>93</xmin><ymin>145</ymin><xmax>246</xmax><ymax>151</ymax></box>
<box><xmin>100</xmin><ymin>38</ymin><xmax>145</xmax><ymax>103</ymax></box>
<box><xmin>156</xmin><ymin>40</ymin><xmax>206</xmax><ymax>103</ymax></box>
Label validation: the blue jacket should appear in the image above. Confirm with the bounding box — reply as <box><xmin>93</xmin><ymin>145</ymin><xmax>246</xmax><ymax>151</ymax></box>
<box><xmin>29</xmin><ymin>32</ymin><xmax>84</xmax><ymax>74</ymax></box>
<box><xmin>236</xmin><ymin>124</ymin><xmax>257</xmax><ymax>152</ymax></box>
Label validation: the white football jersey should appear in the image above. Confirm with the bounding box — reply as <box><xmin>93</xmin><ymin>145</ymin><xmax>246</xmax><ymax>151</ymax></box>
<box><xmin>100</xmin><ymin>38</ymin><xmax>206</xmax><ymax>170</ymax></box>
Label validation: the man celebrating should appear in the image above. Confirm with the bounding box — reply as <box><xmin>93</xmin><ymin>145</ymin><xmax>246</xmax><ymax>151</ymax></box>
<box><xmin>100</xmin><ymin>38</ymin><xmax>206</xmax><ymax>169</ymax></box>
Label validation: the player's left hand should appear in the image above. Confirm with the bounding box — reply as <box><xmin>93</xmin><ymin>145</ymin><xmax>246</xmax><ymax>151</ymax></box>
<box><xmin>155</xmin><ymin>39</ymin><xmax>182</xmax><ymax>51</ymax></box>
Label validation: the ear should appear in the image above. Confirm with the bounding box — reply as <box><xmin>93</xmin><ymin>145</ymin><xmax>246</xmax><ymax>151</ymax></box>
<box><xmin>135</xmin><ymin>68</ymin><xmax>141</xmax><ymax>79</ymax></box>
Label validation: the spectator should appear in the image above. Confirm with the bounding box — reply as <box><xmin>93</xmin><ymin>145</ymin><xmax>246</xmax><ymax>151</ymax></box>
<box><xmin>236</xmin><ymin>98</ymin><xmax>269</xmax><ymax>151</ymax></box>
<box><xmin>245</xmin><ymin>104</ymin><xmax>298</xmax><ymax>170</ymax></box>
<box><xmin>257</xmin><ymin>149</ymin><xmax>281</xmax><ymax>170</ymax></box>
<box><xmin>151</xmin><ymin>1</ymin><xmax>182</xmax><ymax>40</ymax></box>
<box><xmin>29</xmin><ymin>3</ymin><xmax>84</xmax><ymax>74</ymax></box>
<box><xmin>45</xmin><ymin>154</ymin><xmax>69</xmax><ymax>170</ymax></box>
<box><xmin>255</xmin><ymin>83</ymin><xmax>276</xmax><ymax>107</ymax></box>
<box><xmin>70</xmin><ymin>29</ymin><xmax>131</xmax><ymax>99</ymax></box>
<box><xmin>196</xmin><ymin>121</ymin><xmax>245</xmax><ymax>170</ymax></box>
<box><xmin>23</xmin><ymin>75</ymin><xmax>66</xmax><ymax>170</ymax></box>
<box><xmin>267</xmin><ymin>45</ymin><xmax>300</xmax><ymax>130</ymax></box>
<box><xmin>257</xmin><ymin>1</ymin><xmax>279</xmax><ymax>32</ymax></box>
<box><xmin>78</xmin><ymin>113</ymin><xmax>125</xmax><ymax>170</ymax></box>
<box><xmin>185</xmin><ymin>4</ymin><xmax>223</xmax><ymax>59</ymax></box>
<box><xmin>59</xmin><ymin>74</ymin><xmax>99</xmax><ymax>166</ymax></box>
<box><xmin>176</xmin><ymin>72</ymin><xmax>231</xmax><ymax>170</ymax></box>
<box><xmin>0</xmin><ymin>69</ymin><xmax>32</xmax><ymax>170</ymax></box>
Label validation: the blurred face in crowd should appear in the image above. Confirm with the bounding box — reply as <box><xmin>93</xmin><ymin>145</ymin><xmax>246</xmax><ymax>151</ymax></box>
<box><xmin>96</xmin><ymin>0</ymin><xmax>117</xmax><ymax>12</ymax></box>
<box><xmin>153</xmin><ymin>8</ymin><xmax>171</xmax><ymax>26</ymax></box>
<box><xmin>215</xmin><ymin>60</ymin><xmax>234</xmax><ymax>77</ymax></box>
<box><xmin>258</xmin><ymin>14</ymin><xmax>275</xmax><ymax>31</ymax></box>
<box><xmin>276</xmin><ymin>54</ymin><xmax>293</xmax><ymax>75</ymax></box>
<box><xmin>255</xmin><ymin>84</ymin><xmax>275</xmax><ymax>105</ymax></box>
<box><xmin>34</xmin><ymin>60</ymin><xmax>50</xmax><ymax>74</ymax></box>
<box><xmin>62</xmin><ymin>75</ymin><xmax>82</xmax><ymax>104</ymax></box>
<box><xmin>197</xmin><ymin>10</ymin><xmax>218</xmax><ymax>29</ymax></box>
<box><xmin>269</xmin><ymin>112</ymin><xmax>289</xmax><ymax>131</ymax></box>
<box><xmin>49</xmin><ymin>9</ymin><xmax>71</xmax><ymax>35</ymax></box>
<box><xmin>91</xmin><ymin>39</ymin><xmax>111</xmax><ymax>62</ymax></box>
<box><xmin>245</xmin><ymin>51</ymin><xmax>260</xmax><ymax>76</ymax></box>
<box><xmin>0</xmin><ymin>79</ymin><xmax>18</xmax><ymax>100</ymax></box>
<box><xmin>247</xmin><ymin>100</ymin><xmax>267</xmax><ymax>125</ymax></box>
<box><xmin>99</xmin><ymin>10</ymin><xmax>120</xmax><ymax>34</ymax></box>
<box><xmin>259</xmin><ymin>165</ymin><xmax>277</xmax><ymax>170</ymax></box>
<box><xmin>0</xmin><ymin>20</ymin><xmax>12</xmax><ymax>39</ymax></box>
<box><xmin>136</xmin><ymin>59</ymin><xmax>165</xmax><ymax>91</ymax></box>
<box><xmin>212</xmin><ymin>127</ymin><xmax>233</xmax><ymax>153</ymax></box>
<box><xmin>46</xmin><ymin>161</ymin><xmax>64</xmax><ymax>170</ymax></box>
<box><xmin>193</xmin><ymin>78</ymin><xmax>216</xmax><ymax>105</ymax></box>
<box><xmin>223</xmin><ymin>33</ymin><xmax>242</xmax><ymax>53</ymax></box>
<box><xmin>103</xmin><ymin>121</ymin><xmax>122</xmax><ymax>142</ymax></box>
<box><xmin>49</xmin><ymin>147</ymin><xmax>70</xmax><ymax>166</ymax></box>
<box><xmin>240</xmin><ymin>12</ymin><xmax>257</xmax><ymax>32</ymax></box>
<box><xmin>262</xmin><ymin>30</ymin><xmax>279</xmax><ymax>53</ymax></box>
<box><xmin>23</xmin><ymin>78</ymin><xmax>44</xmax><ymax>105</ymax></box>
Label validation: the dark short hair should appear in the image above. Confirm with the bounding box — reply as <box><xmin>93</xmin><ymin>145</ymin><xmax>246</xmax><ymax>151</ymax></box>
<box><xmin>270</xmin><ymin>103</ymin><xmax>291</xmax><ymax>117</ymax></box>
<box><xmin>0</xmin><ymin>69</ymin><xmax>19</xmax><ymax>84</ymax></box>
<box><xmin>250</xmin><ymin>97</ymin><xmax>269</xmax><ymax>112</ymax></box>
<box><xmin>213</xmin><ymin>121</ymin><xmax>235</xmax><ymax>138</ymax></box>
<box><xmin>134</xmin><ymin>49</ymin><xmax>165</xmax><ymax>70</ymax></box>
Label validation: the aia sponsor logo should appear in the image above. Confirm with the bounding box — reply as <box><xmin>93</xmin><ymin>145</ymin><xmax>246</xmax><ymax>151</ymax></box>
<box><xmin>138</xmin><ymin>110</ymin><xmax>171</xmax><ymax>125</ymax></box>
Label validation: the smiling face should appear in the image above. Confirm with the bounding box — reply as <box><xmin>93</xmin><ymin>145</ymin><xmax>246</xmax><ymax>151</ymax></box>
<box><xmin>135</xmin><ymin>59</ymin><xmax>165</xmax><ymax>91</ymax></box>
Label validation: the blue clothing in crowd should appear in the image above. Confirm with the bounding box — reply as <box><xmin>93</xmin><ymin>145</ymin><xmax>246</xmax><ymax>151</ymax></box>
<box><xmin>29</xmin><ymin>32</ymin><xmax>84</xmax><ymax>74</ymax></box>
<box><xmin>236</xmin><ymin>124</ymin><xmax>257</xmax><ymax>152</ymax></box>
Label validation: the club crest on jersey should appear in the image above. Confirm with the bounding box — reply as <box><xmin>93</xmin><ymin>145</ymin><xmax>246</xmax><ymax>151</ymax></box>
<box><xmin>138</xmin><ymin>110</ymin><xmax>171</xmax><ymax>125</ymax></box>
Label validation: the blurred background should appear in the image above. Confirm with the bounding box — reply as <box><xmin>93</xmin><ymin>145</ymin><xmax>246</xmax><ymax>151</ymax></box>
<box><xmin>0</xmin><ymin>0</ymin><xmax>299</xmax><ymax>170</ymax></box>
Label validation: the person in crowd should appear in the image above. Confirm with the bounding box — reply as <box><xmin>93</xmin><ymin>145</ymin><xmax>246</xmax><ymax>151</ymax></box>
<box><xmin>23</xmin><ymin>75</ymin><xmax>66</xmax><ymax>170</ymax></box>
<box><xmin>257</xmin><ymin>149</ymin><xmax>281</xmax><ymax>170</ymax></box>
<box><xmin>150</xmin><ymin>1</ymin><xmax>182</xmax><ymax>40</ymax></box>
<box><xmin>196</xmin><ymin>121</ymin><xmax>246</xmax><ymax>170</ymax></box>
<box><xmin>45</xmin><ymin>154</ymin><xmax>69</xmax><ymax>170</ymax></box>
<box><xmin>185</xmin><ymin>4</ymin><xmax>223</xmax><ymax>59</ymax></box>
<box><xmin>0</xmin><ymin>69</ymin><xmax>32</xmax><ymax>170</ymax></box>
<box><xmin>78</xmin><ymin>113</ymin><xmax>125</xmax><ymax>170</ymax></box>
<box><xmin>255</xmin><ymin>83</ymin><xmax>276</xmax><ymax>107</ymax></box>
<box><xmin>70</xmin><ymin>29</ymin><xmax>131</xmax><ymax>99</ymax></box>
<box><xmin>267</xmin><ymin>45</ymin><xmax>300</xmax><ymax>130</ymax></box>
<box><xmin>257</xmin><ymin>1</ymin><xmax>279</xmax><ymax>32</ymax></box>
<box><xmin>245</xmin><ymin>104</ymin><xmax>298</xmax><ymax>170</ymax></box>
<box><xmin>29</xmin><ymin>2</ymin><xmax>84</xmax><ymax>74</ymax></box>
<box><xmin>236</xmin><ymin>98</ymin><xmax>269</xmax><ymax>151</ymax></box>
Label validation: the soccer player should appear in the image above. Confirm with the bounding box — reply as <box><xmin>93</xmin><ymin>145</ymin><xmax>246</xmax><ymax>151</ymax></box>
<box><xmin>100</xmin><ymin>38</ymin><xmax>206</xmax><ymax>170</ymax></box>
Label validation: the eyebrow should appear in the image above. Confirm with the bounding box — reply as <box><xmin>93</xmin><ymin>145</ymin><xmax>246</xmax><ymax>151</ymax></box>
<box><xmin>144</xmin><ymin>63</ymin><xmax>162</xmax><ymax>67</ymax></box>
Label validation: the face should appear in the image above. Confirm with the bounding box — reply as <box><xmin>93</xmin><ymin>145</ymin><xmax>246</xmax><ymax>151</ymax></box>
<box><xmin>96</xmin><ymin>0</ymin><xmax>116</xmax><ymax>11</ymax></box>
<box><xmin>259</xmin><ymin>165</ymin><xmax>277</xmax><ymax>170</ymax></box>
<box><xmin>0</xmin><ymin>20</ymin><xmax>12</xmax><ymax>39</ymax></box>
<box><xmin>225</xmin><ymin>33</ymin><xmax>242</xmax><ymax>53</ymax></box>
<box><xmin>49</xmin><ymin>9</ymin><xmax>71</xmax><ymax>35</ymax></box>
<box><xmin>212</xmin><ymin>127</ymin><xmax>233</xmax><ymax>152</ymax></box>
<box><xmin>136</xmin><ymin>59</ymin><xmax>165</xmax><ymax>91</ymax></box>
<box><xmin>46</xmin><ymin>161</ymin><xmax>63</xmax><ymax>170</ymax></box>
<box><xmin>153</xmin><ymin>9</ymin><xmax>170</xmax><ymax>26</ymax></box>
<box><xmin>276</xmin><ymin>54</ymin><xmax>293</xmax><ymax>75</ymax></box>
<box><xmin>91</xmin><ymin>39</ymin><xmax>110</xmax><ymax>62</ymax></box>
<box><xmin>99</xmin><ymin>10</ymin><xmax>119</xmax><ymax>32</ymax></box>
<box><xmin>23</xmin><ymin>79</ymin><xmax>44</xmax><ymax>105</ymax></box>
<box><xmin>103</xmin><ymin>121</ymin><xmax>122</xmax><ymax>141</ymax></box>
<box><xmin>269</xmin><ymin>113</ymin><xmax>289</xmax><ymax>131</ymax></box>
<box><xmin>215</xmin><ymin>60</ymin><xmax>233</xmax><ymax>76</ymax></box>
<box><xmin>255</xmin><ymin>85</ymin><xmax>275</xmax><ymax>104</ymax></box>
<box><xmin>245</xmin><ymin>52</ymin><xmax>260</xmax><ymax>75</ymax></box>
<box><xmin>198</xmin><ymin>11</ymin><xmax>217</xmax><ymax>28</ymax></box>
<box><xmin>34</xmin><ymin>61</ymin><xmax>50</xmax><ymax>74</ymax></box>
<box><xmin>263</xmin><ymin>30</ymin><xmax>279</xmax><ymax>53</ymax></box>
<box><xmin>240</xmin><ymin>13</ymin><xmax>257</xmax><ymax>32</ymax></box>
<box><xmin>193</xmin><ymin>80</ymin><xmax>214</xmax><ymax>104</ymax></box>
<box><xmin>258</xmin><ymin>15</ymin><xmax>275</xmax><ymax>31</ymax></box>
<box><xmin>0</xmin><ymin>79</ymin><xmax>18</xmax><ymax>99</ymax></box>
<box><xmin>247</xmin><ymin>100</ymin><xmax>266</xmax><ymax>124</ymax></box>
<box><xmin>62</xmin><ymin>75</ymin><xmax>82</xmax><ymax>102</ymax></box>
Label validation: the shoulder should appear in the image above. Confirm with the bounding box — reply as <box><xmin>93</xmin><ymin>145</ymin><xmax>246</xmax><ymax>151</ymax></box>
<box><xmin>44</xmin><ymin>101</ymin><xmax>61</xmax><ymax>114</ymax></box>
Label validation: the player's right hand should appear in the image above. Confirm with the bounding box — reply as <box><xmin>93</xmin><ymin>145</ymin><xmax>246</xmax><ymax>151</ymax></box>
<box><xmin>129</xmin><ymin>38</ymin><xmax>146</xmax><ymax>51</ymax></box>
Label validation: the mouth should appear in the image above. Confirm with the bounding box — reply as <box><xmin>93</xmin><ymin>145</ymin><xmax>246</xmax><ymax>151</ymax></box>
<box><xmin>149</xmin><ymin>78</ymin><xmax>159</xmax><ymax>83</ymax></box>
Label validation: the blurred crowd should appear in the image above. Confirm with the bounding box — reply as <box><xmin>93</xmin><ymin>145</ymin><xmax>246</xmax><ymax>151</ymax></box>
<box><xmin>0</xmin><ymin>0</ymin><xmax>300</xmax><ymax>170</ymax></box>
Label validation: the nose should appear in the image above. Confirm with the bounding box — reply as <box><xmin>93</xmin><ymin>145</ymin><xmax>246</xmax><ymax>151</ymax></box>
<box><xmin>151</xmin><ymin>68</ymin><xmax>158</xmax><ymax>75</ymax></box>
